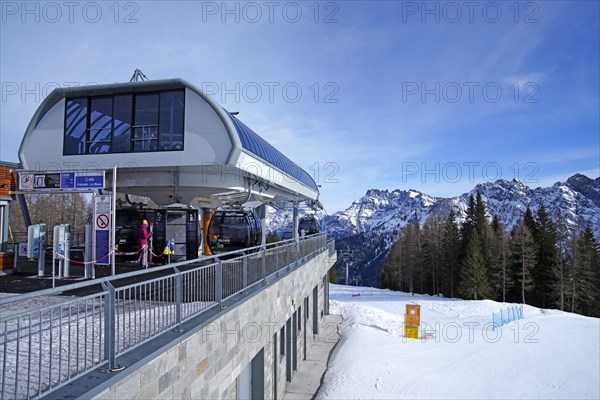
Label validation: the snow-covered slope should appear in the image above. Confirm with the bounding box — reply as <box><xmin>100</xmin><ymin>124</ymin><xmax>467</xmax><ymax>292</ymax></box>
<box><xmin>317</xmin><ymin>284</ymin><xmax>600</xmax><ymax>400</ymax></box>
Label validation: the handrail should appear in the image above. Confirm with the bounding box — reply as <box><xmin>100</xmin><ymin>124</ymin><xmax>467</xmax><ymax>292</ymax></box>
<box><xmin>0</xmin><ymin>233</ymin><xmax>327</xmax><ymax>306</ymax></box>
<box><xmin>0</xmin><ymin>233</ymin><xmax>333</xmax><ymax>400</ymax></box>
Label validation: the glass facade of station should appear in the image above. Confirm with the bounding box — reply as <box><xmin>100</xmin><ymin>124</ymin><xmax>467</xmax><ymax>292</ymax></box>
<box><xmin>64</xmin><ymin>90</ymin><xmax>185</xmax><ymax>155</ymax></box>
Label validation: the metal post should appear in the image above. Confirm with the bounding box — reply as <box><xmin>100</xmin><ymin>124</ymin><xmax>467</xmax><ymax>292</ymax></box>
<box><xmin>102</xmin><ymin>282</ymin><xmax>123</xmax><ymax>371</ymax></box>
<box><xmin>243</xmin><ymin>256</ymin><xmax>248</xmax><ymax>290</ymax></box>
<box><xmin>64</xmin><ymin>227</ymin><xmax>71</xmax><ymax>278</ymax></box>
<box><xmin>52</xmin><ymin>244</ymin><xmax>56</xmax><ymax>288</ymax></box>
<box><xmin>216</xmin><ymin>260</ymin><xmax>222</xmax><ymax>308</ymax></box>
<box><xmin>261</xmin><ymin>247</ymin><xmax>266</xmax><ymax>285</ymax></box>
<box><xmin>259</xmin><ymin>204</ymin><xmax>267</xmax><ymax>247</ymax></box>
<box><xmin>345</xmin><ymin>262</ymin><xmax>349</xmax><ymax>286</ymax></box>
<box><xmin>174</xmin><ymin>268</ymin><xmax>182</xmax><ymax>332</ymax></box>
<box><xmin>13</xmin><ymin>241</ymin><xmax>18</xmax><ymax>271</ymax></box>
<box><xmin>38</xmin><ymin>225</ymin><xmax>46</xmax><ymax>277</ymax></box>
<box><xmin>111</xmin><ymin>166</ymin><xmax>117</xmax><ymax>276</ymax></box>
<box><xmin>292</xmin><ymin>203</ymin><xmax>299</xmax><ymax>242</ymax></box>
<box><xmin>84</xmin><ymin>222</ymin><xmax>93</xmax><ymax>279</ymax></box>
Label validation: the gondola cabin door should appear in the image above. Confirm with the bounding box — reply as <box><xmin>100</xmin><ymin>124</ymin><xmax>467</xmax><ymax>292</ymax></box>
<box><xmin>154</xmin><ymin>208</ymin><xmax>199</xmax><ymax>262</ymax></box>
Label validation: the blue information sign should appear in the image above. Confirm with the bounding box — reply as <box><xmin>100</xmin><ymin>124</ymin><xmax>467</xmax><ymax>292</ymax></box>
<box><xmin>75</xmin><ymin>175</ymin><xmax>105</xmax><ymax>189</ymax></box>
<box><xmin>60</xmin><ymin>172</ymin><xmax>75</xmax><ymax>189</ymax></box>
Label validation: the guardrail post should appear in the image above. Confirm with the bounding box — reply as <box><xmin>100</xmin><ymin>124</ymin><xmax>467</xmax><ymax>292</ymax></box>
<box><xmin>216</xmin><ymin>259</ymin><xmax>223</xmax><ymax>308</ymax></box>
<box><xmin>174</xmin><ymin>268</ymin><xmax>182</xmax><ymax>332</ymax></box>
<box><xmin>102</xmin><ymin>282</ymin><xmax>123</xmax><ymax>371</ymax></box>
<box><xmin>242</xmin><ymin>255</ymin><xmax>248</xmax><ymax>291</ymax></box>
<box><xmin>261</xmin><ymin>247</ymin><xmax>266</xmax><ymax>285</ymax></box>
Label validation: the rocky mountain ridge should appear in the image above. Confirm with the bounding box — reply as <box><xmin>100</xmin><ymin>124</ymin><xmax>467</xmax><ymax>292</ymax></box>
<box><xmin>268</xmin><ymin>174</ymin><xmax>600</xmax><ymax>286</ymax></box>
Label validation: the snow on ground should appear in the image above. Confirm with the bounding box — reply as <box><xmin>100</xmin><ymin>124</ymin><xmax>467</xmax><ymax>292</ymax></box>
<box><xmin>317</xmin><ymin>284</ymin><xmax>600</xmax><ymax>400</ymax></box>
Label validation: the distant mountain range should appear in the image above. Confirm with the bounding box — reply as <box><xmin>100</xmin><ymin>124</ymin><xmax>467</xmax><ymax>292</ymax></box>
<box><xmin>268</xmin><ymin>174</ymin><xmax>600</xmax><ymax>287</ymax></box>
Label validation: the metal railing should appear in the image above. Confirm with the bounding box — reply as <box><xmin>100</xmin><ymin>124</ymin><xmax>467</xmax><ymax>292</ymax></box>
<box><xmin>0</xmin><ymin>234</ymin><xmax>330</xmax><ymax>400</ymax></box>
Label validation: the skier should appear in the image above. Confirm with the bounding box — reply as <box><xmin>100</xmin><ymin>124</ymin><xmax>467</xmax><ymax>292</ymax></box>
<box><xmin>138</xmin><ymin>220</ymin><xmax>152</xmax><ymax>268</ymax></box>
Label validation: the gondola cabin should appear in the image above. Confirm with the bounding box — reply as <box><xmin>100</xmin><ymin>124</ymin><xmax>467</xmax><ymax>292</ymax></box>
<box><xmin>298</xmin><ymin>216</ymin><xmax>319</xmax><ymax>236</ymax></box>
<box><xmin>207</xmin><ymin>210</ymin><xmax>262</xmax><ymax>255</ymax></box>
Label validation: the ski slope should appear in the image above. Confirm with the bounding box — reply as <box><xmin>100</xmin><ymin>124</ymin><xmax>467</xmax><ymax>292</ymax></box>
<box><xmin>317</xmin><ymin>284</ymin><xmax>600</xmax><ymax>399</ymax></box>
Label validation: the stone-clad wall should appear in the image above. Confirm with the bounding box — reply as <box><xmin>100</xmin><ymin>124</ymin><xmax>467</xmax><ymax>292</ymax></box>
<box><xmin>92</xmin><ymin>249</ymin><xmax>336</xmax><ymax>400</ymax></box>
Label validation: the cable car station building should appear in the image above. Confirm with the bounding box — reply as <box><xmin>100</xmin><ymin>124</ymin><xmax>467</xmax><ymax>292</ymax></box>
<box><xmin>19</xmin><ymin>78</ymin><xmax>318</xmax><ymax>207</ymax></box>
<box><xmin>19</xmin><ymin>77</ymin><xmax>320</xmax><ymax>259</ymax></box>
<box><xmin>7</xmin><ymin>78</ymin><xmax>337</xmax><ymax>400</ymax></box>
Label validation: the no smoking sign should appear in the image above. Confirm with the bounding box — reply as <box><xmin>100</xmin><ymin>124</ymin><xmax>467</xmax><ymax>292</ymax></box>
<box><xmin>96</xmin><ymin>213</ymin><xmax>110</xmax><ymax>230</ymax></box>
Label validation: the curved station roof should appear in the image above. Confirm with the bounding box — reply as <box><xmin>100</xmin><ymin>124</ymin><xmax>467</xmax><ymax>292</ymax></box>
<box><xmin>18</xmin><ymin>78</ymin><xmax>319</xmax><ymax>207</ymax></box>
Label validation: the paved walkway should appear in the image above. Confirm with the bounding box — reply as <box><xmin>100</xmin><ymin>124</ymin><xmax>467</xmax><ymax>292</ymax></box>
<box><xmin>284</xmin><ymin>314</ymin><xmax>343</xmax><ymax>400</ymax></box>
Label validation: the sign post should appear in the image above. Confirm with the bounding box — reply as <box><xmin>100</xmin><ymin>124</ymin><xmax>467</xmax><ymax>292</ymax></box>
<box><xmin>112</xmin><ymin>167</ymin><xmax>117</xmax><ymax>276</ymax></box>
<box><xmin>404</xmin><ymin>304</ymin><xmax>421</xmax><ymax>339</ymax></box>
<box><xmin>93</xmin><ymin>194</ymin><xmax>112</xmax><ymax>271</ymax></box>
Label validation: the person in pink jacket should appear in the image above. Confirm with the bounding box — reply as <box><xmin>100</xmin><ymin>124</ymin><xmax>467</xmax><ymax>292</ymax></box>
<box><xmin>138</xmin><ymin>220</ymin><xmax>152</xmax><ymax>268</ymax></box>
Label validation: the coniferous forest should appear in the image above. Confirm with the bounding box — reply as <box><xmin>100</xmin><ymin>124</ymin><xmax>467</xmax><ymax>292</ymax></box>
<box><xmin>380</xmin><ymin>192</ymin><xmax>600</xmax><ymax>318</ymax></box>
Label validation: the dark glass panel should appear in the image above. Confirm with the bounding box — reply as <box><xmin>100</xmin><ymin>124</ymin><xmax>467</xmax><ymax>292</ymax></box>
<box><xmin>88</xmin><ymin>97</ymin><xmax>112</xmax><ymax>153</ymax></box>
<box><xmin>133</xmin><ymin>94</ymin><xmax>159</xmax><ymax>152</ymax></box>
<box><xmin>64</xmin><ymin>98</ymin><xmax>88</xmax><ymax>155</ymax></box>
<box><xmin>159</xmin><ymin>91</ymin><xmax>185</xmax><ymax>151</ymax></box>
<box><xmin>112</xmin><ymin>95</ymin><xmax>133</xmax><ymax>153</ymax></box>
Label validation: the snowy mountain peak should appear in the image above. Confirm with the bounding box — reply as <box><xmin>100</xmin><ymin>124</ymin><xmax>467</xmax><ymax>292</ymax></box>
<box><xmin>321</xmin><ymin>174</ymin><xmax>600</xmax><ymax>286</ymax></box>
<box><xmin>323</xmin><ymin>187</ymin><xmax>440</xmax><ymax>237</ymax></box>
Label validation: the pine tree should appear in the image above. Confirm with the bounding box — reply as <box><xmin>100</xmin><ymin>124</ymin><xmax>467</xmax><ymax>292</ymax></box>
<box><xmin>381</xmin><ymin>239</ymin><xmax>403</xmax><ymax>291</ymax></box>
<box><xmin>523</xmin><ymin>207</ymin><xmax>538</xmax><ymax>239</ymax></box>
<box><xmin>532</xmin><ymin>205</ymin><xmax>559</xmax><ymax>307</ymax></box>
<box><xmin>550</xmin><ymin>250</ymin><xmax>567</xmax><ymax>310</ymax></box>
<box><xmin>440</xmin><ymin>210</ymin><xmax>460</xmax><ymax>298</ymax></box>
<box><xmin>459</xmin><ymin>230</ymin><xmax>493</xmax><ymax>300</ymax></box>
<box><xmin>460</xmin><ymin>194</ymin><xmax>477</xmax><ymax>259</ymax></box>
<box><xmin>488</xmin><ymin>217</ymin><xmax>513</xmax><ymax>302</ymax></box>
<box><xmin>474</xmin><ymin>192</ymin><xmax>488</xmax><ymax>237</ymax></box>
<box><xmin>569</xmin><ymin>227</ymin><xmax>598</xmax><ymax>315</ymax></box>
<box><xmin>551</xmin><ymin>211</ymin><xmax>571</xmax><ymax>310</ymax></box>
<box><xmin>405</xmin><ymin>222</ymin><xmax>421</xmax><ymax>294</ymax></box>
<box><xmin>421</xmin><ymin>216</ymin><xmax>443</xmax><ymax>295</ymax></box>
<box><xmin>511</xmin><ymin>222</ymin><xmax>536</xmax><ymax>304</ymax></box>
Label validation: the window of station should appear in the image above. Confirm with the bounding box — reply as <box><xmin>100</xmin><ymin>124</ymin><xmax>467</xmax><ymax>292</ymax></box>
<box><xmin>63</xmin><ymin>90</ymin><xmax>184</xmax><ymax>155</ymax></box>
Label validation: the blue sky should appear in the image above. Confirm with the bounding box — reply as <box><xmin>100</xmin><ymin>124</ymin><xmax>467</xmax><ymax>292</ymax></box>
<box><xmin>1</xmin><ymin>0</ymin><xmax>598</xmax><ymax>213</ymax></box>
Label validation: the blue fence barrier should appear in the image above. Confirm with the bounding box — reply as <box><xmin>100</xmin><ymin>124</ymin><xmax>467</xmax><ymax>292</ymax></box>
<box><xmin>492</xmin><ymin>306</ymin><xmax>523</xmax><ymax>330</ymax></box>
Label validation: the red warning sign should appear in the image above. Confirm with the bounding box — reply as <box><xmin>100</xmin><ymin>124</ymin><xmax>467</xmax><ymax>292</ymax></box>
<box><xmin>96</xmin><ymin>214</ymin><xmax>110</xmax><ymax>230</ymax></box>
